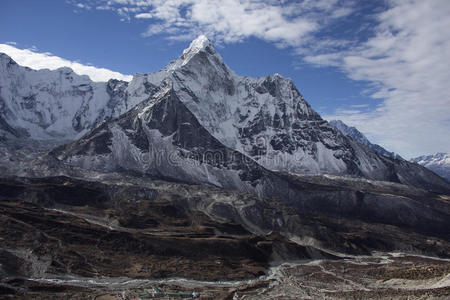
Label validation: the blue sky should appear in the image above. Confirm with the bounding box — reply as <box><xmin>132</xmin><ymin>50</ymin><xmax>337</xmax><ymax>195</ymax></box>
<box><xmin>0</xmin><ymin>0</ymin><xmax>449</xmax><ymax>158</ymax></box>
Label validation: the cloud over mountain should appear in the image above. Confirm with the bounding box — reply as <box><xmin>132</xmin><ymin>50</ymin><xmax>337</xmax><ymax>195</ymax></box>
<box><xmin>308</xmin><ymin>0</ymin><xmax>450</xmax><ymax>158</ymax></box>
<box><xmin>0</xmin><ymin>43</ymin><xmax>132</xmax><ymax>82</ymax></box>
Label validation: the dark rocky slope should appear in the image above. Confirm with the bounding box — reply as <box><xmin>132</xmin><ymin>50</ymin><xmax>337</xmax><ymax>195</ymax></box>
<box><xmin>0</xmin><ymin>173</ymin><xmax>449</xmax><ymax>297</ymax></box>
<box><xmin>0</xmin><ymin>176</ymin><xmax>335</xmax><ymax>283</ymax></box>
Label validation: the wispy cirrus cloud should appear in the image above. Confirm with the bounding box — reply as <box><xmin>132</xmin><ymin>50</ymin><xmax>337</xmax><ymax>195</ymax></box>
<box><xmin>74</xmin><ymin>0</ymin><xmax>354</xmax><ymax>48</ymax></box>
<box><xmin>317</xmin><ymin>0</ymin><xmax>450</xmax><ymax>158</ymax></box>
<box><xmin>0</xmin><ymin>43</ymin><xmax>132</xmax><ymax>82</ymax></box>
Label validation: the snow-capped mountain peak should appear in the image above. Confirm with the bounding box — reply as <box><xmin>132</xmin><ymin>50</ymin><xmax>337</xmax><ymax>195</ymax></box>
<box><xmin>2</xmin><ymin>37</ymin><xmax>449</xmax><ymax>193</ymax></box>
<box><xmin>411</xmin><ymin>153</ymin><xmax>450</xmax><ymax>181</ymax></box>
<box><xmin>117</xmin><ymin>38</ymin><xmax>424</xmax><ymax>180</ymax></box>
<box><xmin>183</xmin><ymin>34</ymin><xmax>213</xmax><ymax>56</ymax></box>
<box><xmin>163</xmin><ymin>35</ymin><xmax>227</xmax><ymax>75</ymax></box>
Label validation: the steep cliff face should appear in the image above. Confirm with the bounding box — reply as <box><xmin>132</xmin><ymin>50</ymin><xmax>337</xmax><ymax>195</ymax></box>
<box><xmin>53</xmin><ymin>83</ymin><xmax>292</xmax><ymax>198</ymax></box>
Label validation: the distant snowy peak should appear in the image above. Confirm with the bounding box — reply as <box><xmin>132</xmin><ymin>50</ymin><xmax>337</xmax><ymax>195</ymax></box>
<box><xmin>329</xmin><ymin>120</ymin><xmax>370</xmax><ymax>145</ymax></box>
<box><xmin>412</xmin><ymin>153</ymin><xmax>449</xmax><ymax>163</ymax></box>
<box><xmin>329</xmin><ymin>120</ymin><xmax>402</xmax><ymax>160</ymax></box>
<box><xmin>411</xmin><ymin>153</ymin><xmax>450</xmax><ymax>181</ymax></box>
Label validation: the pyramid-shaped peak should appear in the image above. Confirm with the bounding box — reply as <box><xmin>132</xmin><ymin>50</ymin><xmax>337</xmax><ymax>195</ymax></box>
<box><xmin>163</xmin><ymin>35</ymin><xmax>224</xmax><ymax>72</ymax></box>
<box><xmin>183</xmin><ymin>35</ymin><xmax>214</xmax><ymax>55</ymax></box>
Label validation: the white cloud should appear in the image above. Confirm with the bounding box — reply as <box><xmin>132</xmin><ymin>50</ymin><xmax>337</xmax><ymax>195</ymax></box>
<box><xmin>135</xmin><ymin>13</ymin><xmax>152</xmax><ymax>19</ymax></box>
<box><xmin>0</xmin><ymin>43</ymin><xmax>133</xmax><ymax>82</ymax></box>
<box><xmin>78</xmin><ymin>0</ymin><xmax>352</xmax><ymax>48</ymax></box>
<box><xmin>350</xmin><ymin>104</ymin><xmax>369</xmax><ymax>108</ymax></box>
<box><xmin>316</xmin><ymin>0</ymin><xmax>450</xmax><ymax>158</ymax></box>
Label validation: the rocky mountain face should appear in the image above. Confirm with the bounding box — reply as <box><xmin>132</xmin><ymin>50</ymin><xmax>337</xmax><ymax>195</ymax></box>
<box><xmin>0</xmin><ymin>53</ymin><xmax>153</xmax><ymax>142</ymax></box>
<box><xmin>51</xmin><ymin>84</ymin><xmax>450</xmax><ymax>233</ymax></box>
<box><xmin>46</xmin><ymin>36</ymin><xmax>448</xmax><ymax>193</ymax></box>
<box><xmin>329</xmin><ymin>119</ymin><xmax>402</xmax><ymax>160</ymax></box>
<box><xmin>1</xmin><ymin>38</ymin><xmax>448</xmax><ymax>192</ymax></box>
<box><xmin>127</xmin><ymin>36</ymin><xmax>368</xmax><ymax>177</ymax></box>
<box><xmin>52</xmin><ymin>83</ymin><xmax>291</xmax><ymax>198</ymax></box>
<box><xmin>411</xmin><ymin>153</ymin><xmax>450</xmax><ymax>182</ymax></box>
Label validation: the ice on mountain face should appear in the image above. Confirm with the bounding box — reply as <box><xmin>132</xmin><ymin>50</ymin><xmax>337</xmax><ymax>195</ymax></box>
<box><xmin>184</xmin><ymin>35</ymin><xmax>211</xmax><ymax>54</ymax></box>
<box><xmin>168</xmin><ymin>35</ymin><xmax>221</xmax><ymax>72</ymax></box>
<box><xmin>0</xmin><ymin>53</ymin><xmax>139</xmax><ymax>142</ymax></box>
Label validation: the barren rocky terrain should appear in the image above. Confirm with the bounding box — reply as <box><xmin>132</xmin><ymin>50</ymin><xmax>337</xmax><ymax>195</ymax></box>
<box><xmin>2</xmin><ymin>252</ymin><xmax>449</xmax><ymax>299</ymax></box>
<box><xmin>0</xmin><ymin>175</ymin><xmax>449</xmax><ymax>299</ymax></box>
